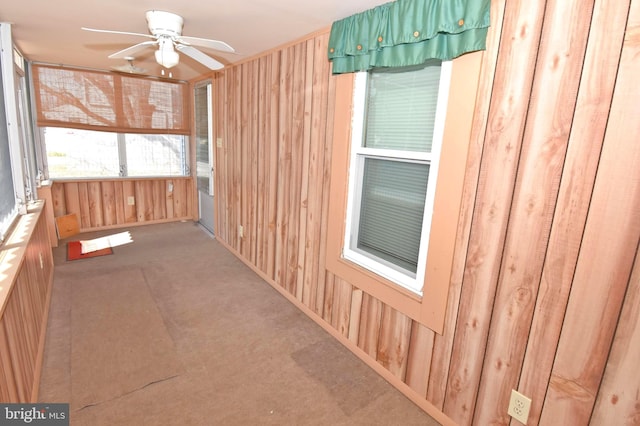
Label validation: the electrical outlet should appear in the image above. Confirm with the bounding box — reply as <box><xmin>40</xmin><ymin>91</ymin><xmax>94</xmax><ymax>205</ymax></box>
<box><xmin>127</xmin><ymin>196</ymin><xmax>135</xmax><ymax>206</ymax></box>
<box><xmin>239</xmin><ymin>225</ymin><xmax>244</xmax><ymax>238</ymax></box>
<box><xmin>508</xmin><ymin>389</ymin><xmax>531</xmax><ymax>424</ymax></box>
<box><xmin>216</xmin><ymin>137</ymin><xmax>223</xmax><ymax>148</ymax></box>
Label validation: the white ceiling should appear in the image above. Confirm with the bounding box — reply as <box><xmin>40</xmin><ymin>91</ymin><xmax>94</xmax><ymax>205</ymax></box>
<box><xmin>1</xmin><ymin>0</ymin><xmax>389</xmax><ymax>81</ymax></box>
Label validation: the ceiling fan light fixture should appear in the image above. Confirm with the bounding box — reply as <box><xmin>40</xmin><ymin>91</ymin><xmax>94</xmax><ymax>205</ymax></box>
<box><xmin>155</xmin><ymin>38</ymin><xmax>179</xmax><ymax>69</ymax></box>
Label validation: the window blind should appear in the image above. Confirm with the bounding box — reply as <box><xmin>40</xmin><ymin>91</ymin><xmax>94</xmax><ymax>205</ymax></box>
<box><xmin>357</xmin><ymin>158</ymin><xmax>430</xmax><ymax>273</ymax></box>
<box><xmin>32</xmin><ymin>65</ymin><xmax>190</xmax><ymax>135</ymax></box>
<box><xmin>364</xmin><ymin>61</ymin><xmax>441</xmax><ymax>152</ymax></box>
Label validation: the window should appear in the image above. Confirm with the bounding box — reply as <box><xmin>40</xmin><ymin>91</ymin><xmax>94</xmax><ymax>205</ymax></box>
<box><xmin>344</xmin><ymin>61</ymin><xmax>451</xmax><ymax>295</ymax></box>
<box><xmin>0</xmin><ymin>55</ymin><xmax>17</xmax><ymax>241</ymax></box>
<box><xmin>1</xmin><ymin>25</ymin><xmax>34</xmax><ymax>242</ymax></box>
<box><xmin>32</xmin><ymin>64</ymin><xmax>190</xmax><ymax>180</ymax></box>
<box><xmin>326</xmin><ymin>51</ymin><xmax>483</xmax><ymax>333</ymax></box>
<box><xmin>42</xmin><ymin>127</ymin><xmax>188</xmax><ymax>178</ymax></box>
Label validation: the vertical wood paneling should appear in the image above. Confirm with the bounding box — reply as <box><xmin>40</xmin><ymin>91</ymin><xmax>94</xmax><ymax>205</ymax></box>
<box><xmin>50</xmin><ymin>182</ymin><xmax>65</xmax><ymax>217</ymax></box>
<box><xmin>358</xmin><ymin>292</ymin><xmax>383</xmax><ymax>359</ymax></box>
<box><xmin>515</xmin><ymin>0</ymin><xmax>631</xmax><ymax>423</ymax></box>
<box><xmin>50</xmin><ymin>178</ymin><xmax>192</xmax><ymax>232</ymax></box>
<box><xmin>275</xmin><ymin>46</ymin><xmax>294</xmax><ymax>288</ymax></box>
<box><xmin>0</xmin><ymin>206</ymin><xmax>54</xmax><ymax>403</ymax></box>
<box><xmin>591</xmin><ymin>251</ymin><xmax>640</xmax><ymax>425</ymax></box>
<box><xmin>77</xmin><ymin>182</ymin><xmax>90</xmax><ymax>228</ymax></box>
<box><xmin>295</xmin><ymin>39</ymin><xmax>315</xmax><ymax>302</ymax></box>
<box><xmin>266</xmin><ymin>53</ymin><xmax>280</xmax><ymax>281</ymax></box>
<box><xmin>101</xmin><ymin>181</ymin><xmax>116</xmax><ymax>226</ymax></box>
<box><xmin>143</xmin><ymin>181</ymin><xmax>154</xmax><ymax>221</ymax></box>
<box><xmin>232</xmin><ymin>65</ymin><xmax>242</xmax><ymax>251</ymax></box>
<box><xmin>473</xmin><ymin>0</ymin><xmax>595</xmax><ymax>423</ymax></box>
<box><xmin>249</xmin><ymin>60</ymin><xmax>259</xmax><ymax>266</ymax></box>
<box><xmin>255</xmin><ymin>57</ymin><xmax>268</xmax><ymax>274</ymax></box>
<box><xmin>314</xmin><ymin>61</ymin><xmax>336</xmax><ymax>318</ymax></box>
<box><xmin>539</xmin><ymin>1</ymin><xmax>640</xmax><ymax>422</ymax></box>
<box><xmin>240</xmin><ymin>63</ymin><xmax>250</xmax><ymax>259</ymax></box>
<box><xmin>0</xmin><ymin>324</ymin><xmax>19</xmax><ymax>402</ymax></box>
<box><xmin>427</xmin><ymin>0</ymin><xmax>506</xmax><ymax>409</ymax></box>
<box><xmin>405</xmin><ymin>322</ymin><xmax>435</xmax><ymax>398</ymax></box>
<box><xmin>330</xmin><ymin>278</ymin><xmax>353</xmax><ymax>338</ymax></box>
<box><xmin>88</xmin><ymin>181</ymin><xmax>103</xmax><ymax>227</ymax></box>
<box><xmin>173</xmin><ymin>178</ymin><xmax>187</xmax><ymax>218</ymax></box>
<box><xmin>165</xmin><ymin>180</ymin><xmax>174</xmax><ymax>219</ymax></box>
<box><xmin>322</xmin><ymin>272</ymin><xmax>335</xmax><ymax>324</ymax></box>
<box><xmin>285</xmin><ymin>42</ymin><xmax>306</xmax><ymax>296</ymax></box>
<box><xmin>123</xmin><ymin>180</ymin><xmax>136</xmax><ymax>223</ymax></box>
<box><xmin>348</xmin><ymin>289</ymin><xmax>363</xmax><ymax>344</ymax></box>
<box><xmin>443</xmin><ymin>2</ymin><xmax>547</xmax><ymax>423</ymax></box>
<box><xmin>377</xmin><ymin>306</ymin><xmax>412</xmax><ymax>380</ymax></box>
<box><xmin>135</xmin><ymin>181</ymin><xmax>147</xmax><ymax>222</ymax></box>
<box><xmin>114</xmin><ymin>181</ymin><xmax>126</xmax><ymax>224</ymax></box>
<box><xmin>152</xmin><ymin>180</ymin><xmax>165</xmax><ymax>220</ymax></box>
<box><xmin>63</xmin><ymin>182</ymin><xmax>80</xmax><ymax>218</ymax></box>
<box><xmin>302</xmin><ymin>33</ymin><xmax>332</xmax><ymax>311</ymax></box>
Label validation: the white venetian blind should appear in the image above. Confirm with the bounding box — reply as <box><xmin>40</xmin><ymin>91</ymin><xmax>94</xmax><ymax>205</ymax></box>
<box><xmin>363</xmin><ymin>60</ymin><xmax>441</xmax><ymax>152</ymax></box>
<box><xmin>352</xmin><ymin>60</ymin><xmax>442</xmax><ymax>275</ymax></box>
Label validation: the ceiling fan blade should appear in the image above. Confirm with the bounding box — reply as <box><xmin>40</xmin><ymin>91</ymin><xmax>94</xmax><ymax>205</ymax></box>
<box><xmin>108</xmin><ymin>41</ymin><xmax>158</xmax><ymax>59</ymax></box>
<box><xmin>81</xmin><ymin>27</ymin><xmax>155</xmax><ymax>39</ymax></box>
<box><xmin>175</xmin><ymin>44</ymin><xmax>224</xmax><ymax>70</ymax></box>
<box><xmin>176</xmin><ymin>36</ymin><xmax>235</xmax><ymax>53</ymax></box>
<box><xmin>112</xmin><ymin>64</ymin><xmax>148</xmax><ymax>74</ymax></box>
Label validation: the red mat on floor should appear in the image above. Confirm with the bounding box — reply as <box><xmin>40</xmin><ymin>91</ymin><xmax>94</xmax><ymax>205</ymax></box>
<box><xmin>67</xmin><ymin>240</ymin><xmax>113</xmax><ymax>261</ymax></box>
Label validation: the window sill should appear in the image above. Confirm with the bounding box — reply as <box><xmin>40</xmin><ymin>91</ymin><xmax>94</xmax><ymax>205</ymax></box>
<box><xmin>326</xmin><ymin>51</ymin><xmax>483</xmax><ymax>334</ymax></box>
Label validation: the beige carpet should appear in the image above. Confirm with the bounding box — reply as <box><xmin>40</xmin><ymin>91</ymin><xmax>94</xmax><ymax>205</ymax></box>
<box><xmin>38</xmin><ymin>221</ymin><xmax>440</xmax><ymax>425</ymax></box>
<box><xmin>70</xmin><ymin>266</ymin><xmax>181</xmax><ymax>411</ymax></box>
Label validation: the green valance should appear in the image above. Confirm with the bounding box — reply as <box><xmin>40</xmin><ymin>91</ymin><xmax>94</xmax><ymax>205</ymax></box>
<box><xmin>328</xmin><ymin>0</ymin><xmax>490</xmax><ymax>74</ymax></box>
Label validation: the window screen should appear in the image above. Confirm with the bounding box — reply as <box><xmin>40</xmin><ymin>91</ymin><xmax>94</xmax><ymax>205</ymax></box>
<box><xmin>0</xmin><ymin>54</ymin><xmax>18</xmax><ymax>241</ymax></box>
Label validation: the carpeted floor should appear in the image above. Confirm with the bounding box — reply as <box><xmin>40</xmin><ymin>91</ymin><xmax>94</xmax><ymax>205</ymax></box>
<box><xmin>38</xmin><ymin>221</ymin><xmax>440</xmax><ymax>425</ymax></box>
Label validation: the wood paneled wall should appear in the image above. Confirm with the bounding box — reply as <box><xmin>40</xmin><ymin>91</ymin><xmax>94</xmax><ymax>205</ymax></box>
<box><xmin>0</xmin><ymin>202</ymin><xmax>54</xmax><ymax>402</ymax></box>
<box><xmin>213</xmin><ymin>1</ymin><xmax>640</xmax><ymax>423</ymax></box>
<box><xmin>49</xmin><ymin>177</ymin><xmax>194</xmax><ymax>233</ymax></box>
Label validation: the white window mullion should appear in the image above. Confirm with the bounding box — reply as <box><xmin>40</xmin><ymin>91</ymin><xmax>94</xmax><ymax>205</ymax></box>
<box><xmin>117</xmin><ymin>133</ymin><xmax>127</xmax><ymax>176</ymax></box>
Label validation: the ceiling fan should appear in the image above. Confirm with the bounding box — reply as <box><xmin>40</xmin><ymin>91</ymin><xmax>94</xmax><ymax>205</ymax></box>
<box><xmin>111</xmin><ymin>57</ymin><xmax>148</xmax><ymax>74</ymax></box>
<box><xmin>82</xmin><ymin>10</ymin><xmax>235</xmax><ymax>70</ymax></box>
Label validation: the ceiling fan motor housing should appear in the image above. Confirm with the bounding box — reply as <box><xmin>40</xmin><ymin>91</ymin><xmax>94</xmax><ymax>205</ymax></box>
<box><xmin>146</xmin><ymin>10</ymin><xmax>184</xmax><ymax>38</ymax></box>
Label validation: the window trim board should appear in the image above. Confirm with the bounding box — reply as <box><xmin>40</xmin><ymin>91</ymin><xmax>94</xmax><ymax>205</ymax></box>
<box><xmin>326</xmin><ymin>51</ymin><xmax>483</xmax><ymax>334</ymax></box>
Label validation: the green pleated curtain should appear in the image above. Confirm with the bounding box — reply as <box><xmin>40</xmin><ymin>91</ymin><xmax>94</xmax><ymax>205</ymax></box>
<box><xmin>328</xmin><ymin>0</ymin><xmax>490</xmax><ymax>74</ymax></box>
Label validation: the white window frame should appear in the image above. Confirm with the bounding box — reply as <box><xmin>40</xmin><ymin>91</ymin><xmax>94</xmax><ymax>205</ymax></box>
<box><xmin>1</xmin><ymin>23</ymin><xmax>34</xmax><ymax>241</ymax></box>
<box><xmin>38</xmin><ymin>127</ymin><xmax>189</xmax><ymax>179</ymax></box>
<box><xmin>343</xmin><ymin>62</ymin><xmax>452</xmax><ymax>295</ymax></box>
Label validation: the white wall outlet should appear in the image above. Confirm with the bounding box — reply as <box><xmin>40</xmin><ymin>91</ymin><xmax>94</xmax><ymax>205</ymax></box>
<box><xmin>508</xmin><ymin>389</ymin><xmax>532</xmax><ymax>424</ymax></box>
<box><xmin>216</xmin><ymin>137</ymin><xmax>223</xmax><ymax>148</ymax></box>
<box><xmin>168</xmin><ymin>183</ymin><xmax>173</xmax><ymax>193</ymax></box>
<box><xmin>127</xmin><ymin>196</ymin><xmax>135</xmax><ymax>206</ymax></box>
<box><xmin>239</xmin><ymin>225</ymin><xmax>244</xmax><ymax>238</ymax></box>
